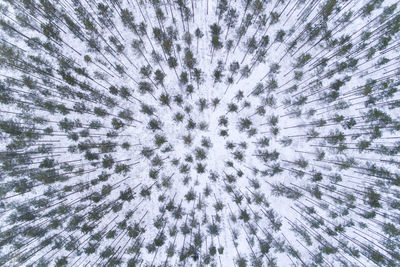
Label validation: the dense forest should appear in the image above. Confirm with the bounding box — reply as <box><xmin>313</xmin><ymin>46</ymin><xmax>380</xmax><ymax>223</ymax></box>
<box><xmin>0</xmin><ymin>0</ymin><xmax>399</xmax><ymax>266</ymax></box>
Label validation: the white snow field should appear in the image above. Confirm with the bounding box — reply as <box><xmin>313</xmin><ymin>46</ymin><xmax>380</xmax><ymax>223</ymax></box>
<box><xmin>0</xmin><ymin>0</ymin><xmax>399</xmax><ymax>266</ymax></box>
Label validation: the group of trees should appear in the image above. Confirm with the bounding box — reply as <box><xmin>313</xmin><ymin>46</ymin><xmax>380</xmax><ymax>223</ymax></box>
<box><xmin>0</xmin><ymin>0</ymin><xmax>398</xmax><ymax>266</ymax></box>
